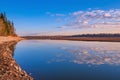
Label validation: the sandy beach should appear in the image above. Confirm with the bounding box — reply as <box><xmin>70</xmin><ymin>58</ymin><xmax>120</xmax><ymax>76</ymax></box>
<box><xmin>0</xmin><ymin>36</ymin><xmax>23</xmax><ymax>44</ymax></box>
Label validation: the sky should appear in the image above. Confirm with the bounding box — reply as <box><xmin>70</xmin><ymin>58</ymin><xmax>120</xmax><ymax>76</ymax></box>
<box><xmin>0</xmin><ymin>0</ymin><xmax>120</xmax><ymax>36</ymax></box>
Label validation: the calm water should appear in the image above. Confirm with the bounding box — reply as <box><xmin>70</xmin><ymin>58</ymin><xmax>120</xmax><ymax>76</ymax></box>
<box><xmin>14</xmin><ymin>40</ymin><xmax>120</xmax><ymax>80</ymax></box>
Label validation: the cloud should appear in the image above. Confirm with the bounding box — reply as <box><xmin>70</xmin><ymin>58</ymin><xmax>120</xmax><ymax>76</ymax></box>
<box><xmin>56</xmin><ymin>26</ymin><xmax>66</xmax><ymax>29</ymax></box>
<box><xmin>61</xmin><ymin>9</ymin><xmax>120</xmax><ymax>29</ymax></box>
<box><xmin>46</xmin><ymin>12</ymin><xmax>66</xmax><ymax>17</ymax></box>
<box><xmin>54</xmin><ymin>14</ymin><xmax>66</xmax><ymax>17</ymax></box>
<box><xmin>104</xmin><ymin>13</ymin><xmax>111</xmax><ymax>17</ymax></box>
<box><xmin>47</xmin><ymin>9</ymin><xmax>120</xmax><ymax>30</ymax></box>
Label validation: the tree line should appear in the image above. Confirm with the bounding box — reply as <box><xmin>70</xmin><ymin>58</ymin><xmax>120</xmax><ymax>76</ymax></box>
<box><xmin>0</xmin><ymin>12</ymin><xmax>16</xmax><ymax>36</ymax></box>
<box><xmin>68</xmin><ymin>33</ymin><xmax>120</xmax><ymax>37</ymax></box>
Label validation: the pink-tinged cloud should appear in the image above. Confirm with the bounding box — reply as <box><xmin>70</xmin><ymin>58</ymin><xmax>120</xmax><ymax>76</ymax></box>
<box><xmin>59</xmin><ymin>9</ymin><xmax>120</xmax><ymax>29</ymax></box>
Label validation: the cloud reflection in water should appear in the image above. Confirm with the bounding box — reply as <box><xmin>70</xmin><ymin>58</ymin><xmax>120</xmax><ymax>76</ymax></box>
<box><xmin>51</xmin><ymin>42</ymin><xmax>120</xmax><ymax>65</ymax></box>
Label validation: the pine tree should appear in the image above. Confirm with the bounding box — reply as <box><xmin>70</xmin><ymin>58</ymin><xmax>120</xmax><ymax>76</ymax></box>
<box><xmin>0</xmin><ymin>12</ymin><xmax>17</xmax><ymax>36</ymax></box>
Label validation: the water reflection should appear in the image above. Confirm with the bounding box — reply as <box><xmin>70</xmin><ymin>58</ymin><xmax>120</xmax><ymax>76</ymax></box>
<box><xmin>52</xmin><ymin>42</ymin><xmax>120</xmax><ymax>65</ymax></box>
<box><xmin>14</xmin><ymin>40</ymin><xmax>120</xmax><ymax>80</ymax></box>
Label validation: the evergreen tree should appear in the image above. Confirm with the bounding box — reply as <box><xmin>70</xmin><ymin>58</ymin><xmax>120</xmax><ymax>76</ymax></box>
<box><xmin>0</xmin><ymin>12</ymin><xmax>17</xmax><ymax>36</ymax></box>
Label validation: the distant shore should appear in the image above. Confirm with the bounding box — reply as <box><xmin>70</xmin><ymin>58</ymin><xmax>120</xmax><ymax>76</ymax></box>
<box><xmin>22</xmin><ymin>36</ymin><xmax>120</xmax><ymax>42</ymax></box>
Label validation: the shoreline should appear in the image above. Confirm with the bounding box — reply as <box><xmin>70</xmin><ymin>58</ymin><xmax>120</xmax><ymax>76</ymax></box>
<box><xmin>0</xmin><ymin>36</ymin><xmax>33</xmax><ymax>80</ymax></box>
<box><xmin>0</xmin><ymin>36</ymin><xmax>24</xmax><ymax>44</ymax></box>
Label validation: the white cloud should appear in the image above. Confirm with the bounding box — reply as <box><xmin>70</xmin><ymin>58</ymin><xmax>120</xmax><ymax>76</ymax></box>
<box><xmin>72</xmin><ymin>11</ymin><xmax>84</xmax><ymax>16</ymax></box>
<box><xmin>47</xmin><ymin>9</ymin><xmax>120</xmax><ymax>30</ymax></box>
<box><xmin>62</xmin><ymin>9</ymin><xmax>120</xmax><ymax>29</ymax></box>
<box><xmin>104</xmin><ymin>13</ymin><xmax>111</xmax><ymax>17</ymax></box>
<box><xmin>82</xmin><ymin>20</ymin><xmax>88</xmax><ymax>25</ymax></box>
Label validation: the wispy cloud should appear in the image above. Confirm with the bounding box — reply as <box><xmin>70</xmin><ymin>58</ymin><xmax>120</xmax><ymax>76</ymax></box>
<box><xmin>43</xmin><ymin>9</ymin><xmax>120</xmax><ymax>35</ymax></box>
<box><xmin>46</xmin><ymin>12</ymin><xmax>66</xmax><ymax>17</ymax></box>
<box><xmin>59</xmin><ymin>9</ymin><xmax>120</xmax><ymax>29</ymax></box>
<box><xmin>56</xmin><ymin>26</ymin><xmax>66</xmax><ymax>29</ymax></box>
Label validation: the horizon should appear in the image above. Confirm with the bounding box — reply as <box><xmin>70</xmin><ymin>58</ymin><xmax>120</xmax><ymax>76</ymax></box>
<box><xmin>0</xmin><ymin>0</ymin><xmax>120</xmax><ymax>36</ymax></box>
<box><xmin>21</xmin><ymin>33</ymin><xmax>120</xmax><ymax>37</ymax></box>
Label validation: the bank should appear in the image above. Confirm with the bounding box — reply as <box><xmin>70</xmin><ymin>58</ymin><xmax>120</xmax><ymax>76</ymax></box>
<box><xmin>0</xmin><ymin>37</ymin><xmax>33</xmax><ymax>80</ymax></box>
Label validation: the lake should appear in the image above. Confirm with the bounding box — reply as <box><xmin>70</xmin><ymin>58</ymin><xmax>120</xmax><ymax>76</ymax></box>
<box><xmin>14</xmin><ymin>40</ymin><xmax>120</xmax><ymax>80</ymax></box>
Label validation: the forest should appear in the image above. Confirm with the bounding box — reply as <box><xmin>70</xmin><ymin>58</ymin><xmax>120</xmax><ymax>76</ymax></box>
<box><xmin>0</xmin><ymin>12</ymin><xmax>16</xmax><ymax>36</ymax></box>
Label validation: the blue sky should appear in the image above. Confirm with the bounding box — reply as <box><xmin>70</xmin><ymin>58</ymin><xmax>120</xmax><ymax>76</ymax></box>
<box><xmin>0</xmin><ymin>0</ymin><xmax>120</xmax><ymax>36</ymax></box>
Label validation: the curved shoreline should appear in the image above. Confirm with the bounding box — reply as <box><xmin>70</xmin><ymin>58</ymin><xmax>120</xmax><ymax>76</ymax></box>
<box><xmin>0</xmin><ymin>37</ymin><xmax>33</xmax><ymax>80</ymax></box>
